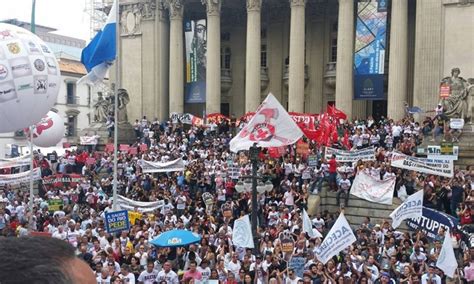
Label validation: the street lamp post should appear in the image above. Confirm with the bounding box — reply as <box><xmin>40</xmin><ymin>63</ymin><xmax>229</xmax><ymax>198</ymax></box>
<box><xmin>235</xmin><ymin>143</ymin><xmax>274</xmax><ymax>254</ymax></box>
<box><xmin>249</xmin><ymin>144</ymin><xmax>259</xmax><ymax>253</ymax></box>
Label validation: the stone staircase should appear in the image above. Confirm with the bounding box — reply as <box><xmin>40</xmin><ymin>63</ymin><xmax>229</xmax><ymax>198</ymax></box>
<box><xmin>308</xmin><ymin>187</ymin><xmax>408</xmax><ymax>231</ymax></box>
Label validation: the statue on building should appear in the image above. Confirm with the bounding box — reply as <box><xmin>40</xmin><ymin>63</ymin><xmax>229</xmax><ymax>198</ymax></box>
<box><xmin>115</xmin><ymin>88</ymin><xmax>130</xmax><ymax>124</ymax></box>
<box><xmin>93</xmin><ymin>92</ymin><xmax>109</xmax><ymax>123</ymax></box>
<box><xmin>440</xmin><ymin>67</ymin><xmax>470</xmax><ymax>120</ymax></box>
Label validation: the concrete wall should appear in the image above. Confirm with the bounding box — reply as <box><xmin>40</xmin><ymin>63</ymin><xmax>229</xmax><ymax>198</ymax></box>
<box><xmin>442</xmin><ymin>3</ymin><xmax>474</xmax><ymax>78</ymax></box>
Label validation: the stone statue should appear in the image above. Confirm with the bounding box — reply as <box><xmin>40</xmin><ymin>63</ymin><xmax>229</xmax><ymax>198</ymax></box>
<box><xmin>93</xmin><ymin>92</ymin><xmax>109</xmax><ymax>123</ymax></box>
<box><xmin>115</xmin><ymin>88</ymin><xmax>130</xmax><ymax>124</ymax></box>
<box><xmin>467</xmin><ymin>78</ymin><xmax>474</xmax><ymax>123</ymax></box>
<box><xmin>440</xmin><ymin>67</ymin><xmax>469</xmax><ymax>119</ymax></box>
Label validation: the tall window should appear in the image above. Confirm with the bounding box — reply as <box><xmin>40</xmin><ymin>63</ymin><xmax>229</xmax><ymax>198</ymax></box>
<box><xmin>221</xmin><ymin>47</ymin><xmax>231</xmax><ymax>69</ymax></box>
<box><xmin>66</xmin><ymin>82</ymin><xmax>76</xmax><ymax>104</ymax></box>
<box><xmin>66</xmin><ymin>116</ymin><xmax>77</xmax><ymax>137</ymax></box>
<box><xmin>261</xmin><ymin>44</ymin><xmax>267</xmax><ymax>68</ymax></box>
<box><xmin>330</xmin><ymin>22</ymin><xmax>338</xmax><ymax>62</ymax></box>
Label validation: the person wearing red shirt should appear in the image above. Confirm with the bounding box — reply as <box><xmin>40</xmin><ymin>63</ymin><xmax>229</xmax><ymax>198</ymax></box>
<box><xmin>75</xmin><ymin>151</ymin><xmax>89</xmax><ymax>174</ymax></box>
<box><xmin>328</xmin><ymin>154</ymin><xmax>338</xmax><ymax>191</ymax></box>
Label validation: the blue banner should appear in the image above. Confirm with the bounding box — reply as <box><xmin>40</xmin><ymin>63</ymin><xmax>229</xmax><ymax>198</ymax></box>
<box><xmin>354</xmin><ymin>0</ymin><xmax>387</xmax><ymax>100</ymax></box>
<box><xmin>289</xmin><ymin>257</ymin><xmax>306</xmax><ymax>278</ymax></box>
<box><xmin>185</xmin><ymin>19</ymin><xmax>207</xmax><ymax>104</ymax></box>
<box><xmin>406</xmin><ymin>207</ymin><xmax>458</xmax><ymax>240</ymax></box>
<box><xmin>105</xmin><ymin>210</ymin><xmax>130</xmax><ymax>234</ymax></box>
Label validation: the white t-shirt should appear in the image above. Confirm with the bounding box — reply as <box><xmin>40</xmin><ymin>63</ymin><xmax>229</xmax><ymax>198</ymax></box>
<box><xmin>283</xmin><ymin>191</ymin><xmax>294</xmax><ymax>206</ymax></box>
<box><xmin>421</xmin><ymin>273</ymin><xmax>442</xmax><ymax>284</ymax></box>
<box><xmin>197</xmin><ymin>266</ymin><xmax>211</xmax><ymax>281</ymax></box>
<box><xmin>138</xmin><ymin>270</ymin><xmax>159</xmax><ymax>284</ymax></box>
<box><xmin>96</xmin><ymin>275</ymin><xmax>111</xmax><ymax>284</ymax></box>
<box><xmin>285</xmin><ymin>276</ymin><xmax>302</xmax><ymax>284</ymax></box>
<box><xmin>121</xmin><ymin>272</ymin><xmax>136</xmax><ymax>284</ymax></box>
<box><xmin>155</xmin><ymin>270</ymin><xmax>179</xmax><ymax>284</ymax></box>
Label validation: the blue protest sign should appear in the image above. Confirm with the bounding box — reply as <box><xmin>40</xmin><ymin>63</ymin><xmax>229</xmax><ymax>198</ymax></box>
<box><xmin>105</xmin><ymin>210</ymin><xmax>130</xmax><ymax>234</ymax></box>
<box><xmin>289</xmin><ymin>256</ymin><xmax>306</xmax><ymax>278</ymax></box>
<box><xmin>406</xmin><ymin>207</ymin><xmax>458</xmax><ymax>239</ymax></box>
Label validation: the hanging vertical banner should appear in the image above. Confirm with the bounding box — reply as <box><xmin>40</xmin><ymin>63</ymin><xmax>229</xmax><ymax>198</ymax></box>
<box><xmin>185</xmin><ymin>19</ymin><xmax>207</xmax><ymax>103</ymax></box>
<box><xmin>353</xmin><ymin>0</ymin><xmax>388</xmax><ymax>100</ymax></box>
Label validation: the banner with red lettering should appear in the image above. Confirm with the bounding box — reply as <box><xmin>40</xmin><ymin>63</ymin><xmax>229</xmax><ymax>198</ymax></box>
<box><xmin>42</xmin><ymin>174</ymin><xmax>83</xmax><ymax>190</ymax></box>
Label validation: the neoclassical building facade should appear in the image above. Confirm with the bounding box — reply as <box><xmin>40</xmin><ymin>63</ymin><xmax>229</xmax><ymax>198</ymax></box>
<box><xmin>115</xmin><ymin>0</ymin><xmax>474</xmax><ymax>122</ymax></box>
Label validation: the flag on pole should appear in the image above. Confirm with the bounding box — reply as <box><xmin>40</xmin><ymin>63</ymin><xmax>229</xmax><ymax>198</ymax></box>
<box><xmin>389</xmin><ymin>190</ymin><xmax>423</xmax><ymax>229</ymax></box>
<box><xmin>78</xmin><ymin>0</ymin><xmax>117</xmax><ymax>85</ymax></box>
<box><xmin>327</xmin><ymin>105</ymin><xmax>347</xmax><ymax>120</ymax></box>
<box><xmin>232</xmin><ymin>215</ymin><xmax>254</xmax><ymax>248</ymax></box>
<box><xmin>229</xmin><ymin>93</ymin><xmax>303</xmax><ymax>152</ymax></box>
<box><xmin>302</xmin><ymin>209</ymin><xmax>322</xmax><ymax>238</ymax></box>
<box><xmin>315</xmin><ymin>213</ymin><xmax>356</xmax><ymax>264</ymax></box>
<box><xmin>436</xmin><ymin>231</ymin><xmax>458</xmax><ymax>278</ymax></box>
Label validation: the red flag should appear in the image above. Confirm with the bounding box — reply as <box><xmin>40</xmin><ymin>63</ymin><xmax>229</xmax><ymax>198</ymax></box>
<box><xmin>342</xmin><ymin>130</ymin><xmax>351</xmax><ymax>149</ymax></box>
<box><xmin>328</xmin><ymin>105</ymin><xmax>347</xmax><ymax>120</ymax></box>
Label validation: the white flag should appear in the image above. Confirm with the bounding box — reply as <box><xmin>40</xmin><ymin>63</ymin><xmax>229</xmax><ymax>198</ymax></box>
<box><xmin>389</xmin><ymin>190</ymin><xmax>424</xmax><ymax>229</ymax></box>
<box><xmin>315</xmin><ymin>213</ymin><xmax>356</xmax><ymax>264</ymax></box>
<box><xmin>350</xmin><ymin>170</ymin><xmax>396</xmax><ymax>205</ymax></box>
<box><xmin>436</xmin><ymin>231</ymin><xmax>458</xmax><ymax>278</ymax></box>
<box><xmin>229</xmin><ymin>93</ymin><xmax>303</xmax><ymax>152</ymax></box>
<box><xmin>232</xmin><ymin>215</ymin><xmax>254</xmax><ymax>248</ymax></box>
<box><xmin>302</xmin><ymin>209</ymin><xmax>322</xmax><ymax>238</ymax></box>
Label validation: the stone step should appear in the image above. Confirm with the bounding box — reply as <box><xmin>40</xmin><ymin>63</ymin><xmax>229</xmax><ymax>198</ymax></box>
<box><xmin>316</xmin><ymin>188</ymin><xmax>408</xmax><ymax>231</ymax></box>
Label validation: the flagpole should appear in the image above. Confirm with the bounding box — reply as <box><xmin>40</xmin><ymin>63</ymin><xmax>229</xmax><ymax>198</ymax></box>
<box><xmin>112</xmin><ymin>0</ymin><xmax>120</xmax><ymax>211</ymax></box>
<box><xmin>29</xmin><ymin>0</ymin><xmax>36</xmax><ymax>227</ymax></box>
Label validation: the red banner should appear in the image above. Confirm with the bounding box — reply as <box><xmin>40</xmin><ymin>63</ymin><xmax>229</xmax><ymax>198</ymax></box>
<box><xmin>128</xmin><ymin>147</ymin><xmax>138</xmax><ymax>155</ymax></box>
<box><xmin>139</xmin><ymin>144</ymin><xmax>148</xmax><ymax>152</ymax></box>
<box><xmin>119</xmin><ymin>144</ymin><xmax>129</xmax><ymax>152</ymax></box>
<box><xmin>105</xmin><ymin>144</ymin><xmax>114</xmax><ymax>153</ymax></box>
<box><xmin>206</xmin><ymin>113</ymin><xmax>230</xmax><ymax>122</ymax></box>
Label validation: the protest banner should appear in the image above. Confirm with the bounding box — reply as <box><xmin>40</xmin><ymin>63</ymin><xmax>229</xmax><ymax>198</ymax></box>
<box><xmin>232</xmin><ymin>215</ymin><xmax>254</xmax><ymax>248</ymax></box>
<box><xmin>79</xmin><ymin>135</ymin><xmax>99</xmax><ymax>145</ymax></box>
<box><xmin>117</xmin><ymin>195</ymin><xmax>164</xmax><ymax>213</ymax></box>
<box><xmin>350</xmin><ymin>170</ymin><xmax>396</xmax><ymax>205</ymax></box>
<box><xmin>139</xmin><ymin>158</ymin><xmax>185</xmax><ymax>173</ymax></box>
<box><xmin>105</xmin><ymin>143</ymin><xmax>114</xmax><ymax>153</ymax></box>
<box><xmin>0</xmin><ymin>154</ymin><xmax>31</xmax><ymax>169</ymax></box>
<box><xmin>170</xmin><ymin>112</ymin><xmax>203</xmax><ymax>126</ymax></box>
<box><xmin>439</xmin><ymin>83</ymin><xmax>450</xmax><ymax>98</ymax></box>
<box><xmin>449</xmin><ymin>118</ymin><xmax>464</xmax><ymax>129</ymax></box>
<box><xmin>390</xmin><ymin>152</ymin><xmax>453</xmax><ymax>178</ymax></box>
<box><xmin>0</xmin><ymin>168</ymin><xmax>41</xmax><ymax>185</ymax></box>
<box><xmin>105</xmin><ymin>210</ymin><xmax>130</xmax><ymax>234</ymax></box>
<box><xmin>280</xmin><ymin>232</ymin><xmax>295</xmax><ymax>253</ymax></box>
<box><xmin>227</xmin><ymin>165</ymin><xmax>241</xmax><ymax>180</ymax></box>
<box><xmin>128</xmin><ymin>211</ymin><xmax>143</xmax><ymax>225</ymax></box>
<box><xmin>389</xmin><ymin>190</ymin><xmax>423</xmax><ymax>229</ymax></box>
<box><xmin>139</xmin><ymin>144</ymin><xmax>148</xmax><ymax>152</ymax></box>
<box><xmin>307</xmin><ymin>155</ymin><xmax>318</xmax><ymax>167</ymax></box>
<box><xmin>128</xmin><ymin>147</ymin><xmax>138</xmax><ymax>155</ymax></box>
<box><xmin>62</xmin><ymin>142</ymin><xmax>71</xmax><ymax>148</ymax></box>
<box><xmin>119</xmin><ymin>144</ymin><xmax>130</xmax><ymax>152</ymax></box>
<box><xmin>86</xmin><ymin>157</ymin><xmax>96</xmax><ymax>166</ymax></box>
<box><xmin>406</xmin><ymin>207</ymin><xmax>458</xmax><ymax>240</ymax></box>
<box><xmin>289</xmin><ymin>257</ymin><xmax>306</xmax><ymax>278</ymax></box>
<box><xmin>42</xmin><ymin>174</ymin><xmax>83</xmax><ymax>190</ymax></box>
<box><xmin>48</xmin><ymin>199</ymin><xmax>64</xmax><ymax>213</ymax></box>
<box><xmin>426</xmin><ymin>145</ymin><xmax>459</xmax><ymax>160</ymax></box>
<box><xmin>440</xmin><ymin>142</ymin><xmax>454</xmax><ymax>155</ymax></box>
<box><xmin>315</xmin><ymin>213</ymin><xmax>356</xmax><ymax>264</ymax></box>
<box><xmin>324</xmin><ymin>146</ymin><xmax>375</xmax><ymax>163</ymax></box>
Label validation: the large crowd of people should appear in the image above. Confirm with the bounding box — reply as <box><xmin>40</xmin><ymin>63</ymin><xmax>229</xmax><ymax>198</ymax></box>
<box><xmin>0</xmin><ymin>112</ymin><xmax>473</xmax><ymax>284</ymax></box>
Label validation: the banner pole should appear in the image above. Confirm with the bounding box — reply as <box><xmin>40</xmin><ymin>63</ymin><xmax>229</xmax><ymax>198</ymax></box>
<box><xmin>29</xmin><ymin>125</ymin><xmax>34</xmax><ymax>227</ymax></box>
<box><xmin>112</xmin><ymin>0</ymin><xmax>120</xmax><ymax>211</ymax></box>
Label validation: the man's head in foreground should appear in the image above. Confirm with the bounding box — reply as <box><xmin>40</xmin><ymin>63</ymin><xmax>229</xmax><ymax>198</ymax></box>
<box><xmin>0</xmin><ymin>236</ymin><xmax>96</xmax><ymax>284</ymax></box>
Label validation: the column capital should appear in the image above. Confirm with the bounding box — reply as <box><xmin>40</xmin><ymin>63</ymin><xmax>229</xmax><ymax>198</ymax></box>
<box><xmin>157</xmin><ymin>0</ymin><xmax>168</xmax><ymax>21</ymax></box>
<box><xmin>289</xmin><ymin>0</ymin><xmax>306</xmax><ymax>7</ymax></box>
<box><xmin>246</xmin><ymin>0</ymin><xmax>262</xmax><ymax>12</ymax></box>
<box><xmin>202</xmin><ymin>0</ymin><xmax>222</xmax><ymax>16</ymax></box>
<box><xmin>166</xmin><ymin>0</ymin><xmax>184</xmax><ymax>20</ymax></box>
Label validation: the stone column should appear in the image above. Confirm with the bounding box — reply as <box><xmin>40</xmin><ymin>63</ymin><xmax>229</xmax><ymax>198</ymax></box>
<box><xmin>167</xmin><ymin>0</ymin><xmax>184</xmax><ymax>114</ymax></box>
<box><xmin>245</xmin><ymin>0</ymin><xmax>262</xmax><ymax>113</ymax></box>
<box><xmin>288</xmin><ymin>0</ymin><xmax>306</xmax><ymax>113</ymax></box>
<box><xmin>387</xmin><ymin>0</ymin><xmax>408</xmax><ymax>121</ymax></box>
<box><xmin>413</xmin><ymin>0</ymin><xmax>443</xmax><ymax>114</ymax></box>
<box><xmin>335</xmin><ymin>0</ymin><xmax>354</xmax><ymax>119</ymax></box>
<box><xmin>203</xmin><ymin>0</ymin><xmax>222</xmax><ymax>115</ymax></box>
<box><xmin>157</xmin><ymin>1</ymin><xmax>169</xmax><ymax>121</ymax></box>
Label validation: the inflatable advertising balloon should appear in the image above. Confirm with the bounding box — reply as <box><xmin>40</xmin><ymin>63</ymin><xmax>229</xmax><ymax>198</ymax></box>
<box><xmin>0</xmin><ymin>23</ymin><xmax>60</xmax><ymax>133</ymax></box>
<box><xmin>26</xmin><ymin>111</ymin><xmax>65</xmax><ymax>147</ymax></box>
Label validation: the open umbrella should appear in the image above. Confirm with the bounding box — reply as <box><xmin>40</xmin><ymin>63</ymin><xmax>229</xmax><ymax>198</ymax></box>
<box><xmin>150</xmin><ymin>229</ymin><xmax>201</xmax><ymax>247</ymax></box>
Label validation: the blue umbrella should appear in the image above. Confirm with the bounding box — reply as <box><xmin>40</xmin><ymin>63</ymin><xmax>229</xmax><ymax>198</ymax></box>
<box><xmin>150</xmin><ymin>229</ymin><xmax>201</xmax><ymax>247</ymax></box>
